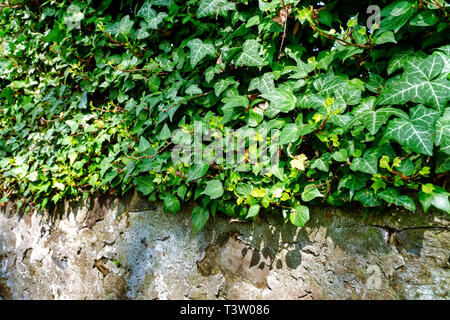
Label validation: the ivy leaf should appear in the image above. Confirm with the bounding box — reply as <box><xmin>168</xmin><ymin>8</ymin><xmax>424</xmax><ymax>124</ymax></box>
<box><xmin>197</xmin><ymin>0</ymin><xmax>235</xmax><ymax>18</ymax></box>
<box><xmin>435</xmin><ymin>107</ymin><xmax>450</xmax><ymax>155</ymax></box>
<box><xmin>379</xmin><ymin>55</ymin><xmax>450</xmax><ymax>110</ymax></box>
<box><xmin>280</xmin><ymin>123</ymin><xmax>301</xmax><ymax>145</ymax></box>
<box><xmin>192</xmin><ymin>207</ymin><xmax>209</xmax><ymax>233</ymax></box>
<box><xmin>366</xmin><ymin>73</ymin><xmax>385</xmax><ymax>94</ymax></box>
<box><xmin>387</xmin><ymin>50</ymin><xmax>414</xmax><ymax>75</ymax></box>
<box><xmin>137</xmin><ymin>1</ymin><xmax>167</xmax><ymax>29</ymax></box>
<box><xmin>310</xmin><ymin>153</ymin><xmax>332</xmax><ymax>172</ymax></box>
<box><xmin>186</xmin><ymin>162</ymin><xmax>209</xmax><ymax>182</ymax></box>
<box><xmin>338</xmin><ymin>174</ymin><xmax>367</xmax><ymax>200</ymax></box>
<box><xmin>436</xmin><ymin>153</ymin><xmax>450</xmax><ymax>174</ymax></box>
<box><xmin>380</xmin><ymin>1</ymin><xmax>414</xmax><ymax>33</ymax></box>
<box><xmin>117</xmin><ymin>15</ymin><xmax>134</xmax><ymax>34</ymax></box>
<box><xmin>249</xmin><ymin>73</ymin><xmax>275</xmax><ymax>93</ymax></box>
<box><xmin>384</xmin><ymin>104</ymin><xmax>441</xmax><ymax>156</ymax></box>
<box><xmin>162</xmin><ymin>194</ymin><xmax>181</xmax><ymax>214</ymax></box>
<box><xmin>214</xmin><ymin>77</ymin><xmax>235</xmax><ymax>96</ymax></box>
<box><xmin>374</xmin><ymin>31</ymin><xmax>397</xmax><ymax>45</ymax></box>
<box><xmin>186</xmin><ymin>38</ymin><xmax>216</xmax><ymax>67</ymax></box>
<box><xmin>350</xmin><ymin>149</ymin><xmax>378</xmax><ymax>175</ymax></box>
<box><xmin>235</xmin><ymin>39</ymin><xmax>264</xmax><ymax>67</ymax></box>
<box><xmin>301</xmin><ymin>185</ymin><xmax>324</xmax><ymax>202</ymax></box>
<box><xmin>139</xmin><ymin>136</ymin><xmax>151</xmax><ymax>152</ymax></box>
<box><xmin>398</xmin><ymin>158</ymin><xmax>415</xmax><ymax>176</ymax></box>
<box><xmin>202</xmin><ymin>180</ymin><xmax>224</xmax><ymax>199</ymax></box>
<box><xmin>345</xmin><ymin>107</ymin><xmax>409</xmax><ymax>135</ymax></box>
<box><xmin>134</xmin><ymin>176</ymin><xmax>155</xmax><ymax>195</ymax></box>
<box><xmin>261</xmin><ymin>88</ymin><xmax>296</xmax><ymax>114</ymax></box>
<box><xmin>151</xmin><ymin>0</ymin><xmax>173</xmax><ymax>6</ymax></box>
<box><xmin>246</xmin><ymin>204</ymin><xmax>260</xmax><ymax>219</ymax></box>
<box><xmin>248</xmin><ymin>108</ymin><xmax>264</xmax><ymax>127</ymax></box>
<box><xmin>418</xmin><ymin>186</ymin><xmax>450</xmax><ymax>213</ymax></box>
<box><xmin>185</xmin><ymin>84</ymin><xmax>203</xmax><ymax>95</ymax></box>
<box><xmin>355</xmin><ymin>189</ymin><xmax>382</xmax><ymax>207</ymax></box>
<box><xmin>221</xmin><ymin>95</ymin><xmax>249</xmax><ymax>123</ymax></box>
<box><xmin>410</xmin><ymin>11</ymin><xmax>438</xmax><ymax>27</ymax></box>
<box><xmin>379</xmin><ymin>189</ymin><xmax>416</xmax><ymax>211</ymax></box>
<box><xmin>289</xmin><ymin>205</ymin><xmax>310</xmax><ymax>227</ymax></box>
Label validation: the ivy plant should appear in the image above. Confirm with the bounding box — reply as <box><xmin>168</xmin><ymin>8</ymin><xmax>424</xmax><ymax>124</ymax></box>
<box><xmin>0</xmin><ymin>0</ymin><xmax>449</xmax><ymax>233</ymax></box>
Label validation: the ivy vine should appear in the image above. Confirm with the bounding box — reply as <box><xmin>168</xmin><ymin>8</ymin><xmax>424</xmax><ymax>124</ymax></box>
<box><xmin>0</xmin><ymin>0</ymin><xmax>449</xmax><ymax>232</ymax></box>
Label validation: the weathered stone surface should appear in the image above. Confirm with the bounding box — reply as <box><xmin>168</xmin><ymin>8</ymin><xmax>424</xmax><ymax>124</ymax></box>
<box><xmin>0</xmin><ymin>192</ymin><xmax>448</xmax><ymax>300</ymax></box>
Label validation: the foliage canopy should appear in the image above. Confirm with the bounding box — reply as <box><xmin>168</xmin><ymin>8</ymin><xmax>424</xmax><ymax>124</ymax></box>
<box><xmin>0</xmin><ymin>0</ymin><xmax>449</xmax><ymax>232</ymax></box>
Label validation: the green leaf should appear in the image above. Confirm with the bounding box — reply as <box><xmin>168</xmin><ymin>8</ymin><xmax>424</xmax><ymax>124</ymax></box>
<box><xmin>410</xmin><ymin>11</ymin><xmax>438</xmax><ymax>27</ymax></box>
<box><xmin>139</xmin><ymin>137</ymin><xmax>151</xmax><ymax>152</ymax></box>
<box><xmin>249</xmin><ymin>73</ymin><xmax>275</xmax><ymax>94</ymax></box>
<box><xmin>374</xmin><ymin>31</ymin><xmax>397</xmax><ymax>45</ymax></box>
<box><xmin>384</xmin><ymin>104</ymin><xmax>441</xmax><ymax>156</ymax></box>
<box><xmin>301</xmin><ymin>185</ymin><xmax>324</xmax><ymax>202</ymax></box>
<box><xmin>435</xmin><ymin>107</ymin><xmax>450</xmax><ymax>155</ymax></box>
<box><xmin>310</xmin><ymin>153</ymin><xmax>332</xmax><ymax>172</ymax></box>
<box><xmin>355</xmin><ymin>189</ymin><xmax>382</xmax><ymax>207</ymax></box>
<box><xmin>289</xmin><ymin>205</ymin><xmax>310</xmax><ymax>227</ymax></box>
<box><xmin>379</xmin><ymin>189</ymin><xmax>416</xmax><ymax>211</ymax></box>
<box><xmin>187</xmin><ymin>162</ymin><xmax>210</xmax><ymax>182</ymax></box>
<box><xmin>202</xmin><ymin>180</ymin><xmax>224</xmax><ymax>199</ymax></box>
<box><xmin>117</xmin><ymin>15</ymin><xmax>134</xmax><ymax>34</ymax></box>
<box><xmin>186</xmin><ymin>38</ymin><xmax>216</xmax><ymax>67</ymax></box>
<box><xmin>436</xmin><ymin>153</ymin><xmax>450</xmax><ymax>174</ymax></box>
<box><xmin>221</xmin><ymin>95</ymin><xmax>249</xmax><ymax>123</ymax></box>
<box><xmin>235</xmin><ymin>39</ymin><xmax>264</xmax><ymax>67</ymax></box>
<box><xmin>192</xmin><ymin>207</ymin><xmax>209</xmax><ymax>233</ymax></box>
<box><xmin>163</xmin><ymin>194</ymin><xmax>181</xmax><ymax>214</ymax></box>
<box><xmin>338</xmin><ymin>174</ymin><xmax>367</xmax><ymax>199</ymax></box>
<box><xmin>280</xmin><ymin>124</ymin><xmax>301</xmax><ymax>145</ymax></box>
<box><xmin>158</xmin><ymin>124</ymin><xmax>171</xmax><ymax>140</ymax></box>
<box><xmin>345</xmin><ymin>107</ymin><xmax>408</xmax><ymax>135</ymax></box>
<box><xmin>350</xmin><ymin>149</ymin><xmax>378</xmax><ymax>175</ymax></box>
<box><xmin>332</xmin><ymin>149</ymin><xmax>348</xmax><ymax>163</ymax></box>
<box><xmin>261</xmin><ymin>88</ymin><xmax>296</xmax><ymax>114</ymax></box>
<box><xmin>398</xmin><ymin>158</ymin><xmax>415</xmax><ymax>176</ymax></box>
<box><xmin>134</xmin><ymin>176</ymin><xmax>155</xmax><ymax>195</ymax></box>
<box><xmin>246</xmin><ymin>204</ymin><xmax>260</xmax><ymax>219</ymax></box>
<box><xmin>197</xmin><ymin>0</ymin><xmax>235</xmax><ymax>18</ymax></box>
<box><xmin>214</xmin><ymin>78</ymin><xmax>235</xmax><ymax>96</ymax></box>
<box><xmin>137</xmin><ymin>1</ymin><xmax>167</xmax><ymax>29</ymax></box>
<box><xmin>235</xmin><ymin>183</ymin><xmax>252</xmax><ymax>196</ymax></box>
<box><xmin>418</xmin><ymin>186</ymin><xmax>450</xmax><ymax>214</ymax></box>
<box><xmin>379</xmin><ymin>55</ymin><xmax>450</xmax><ymax>110</ymax></box>
<box><xmin>380</xmin><ymin>1</ymin><xmax>414</xmax><ymax>33</ymax></box>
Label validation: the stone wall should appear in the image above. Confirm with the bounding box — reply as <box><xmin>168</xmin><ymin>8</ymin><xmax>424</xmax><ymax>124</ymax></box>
<box><xmin>0</xmin><ymin>192</ymin><xmax>449</xmax><ymax>300</ymax></box>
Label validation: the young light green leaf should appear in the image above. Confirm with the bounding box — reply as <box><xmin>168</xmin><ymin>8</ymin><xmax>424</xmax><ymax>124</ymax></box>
<box><xmin>289</xmin><ymin>205</ymin><xmax>310</xmax><ymax>227</ymax></box>
<box><xmin>246</xmin><ymin>204</ymin><xmax>260</xmax><ymax>219</ymax></box>
<box><xmin>202</xmin><ymin>180</ymin><xmax>224</xmax><ymax>199</ymax></box>
<box><xmin>301</xmin><ymin>185</ymin><xmax>324</xmax><ymax>202</ymax></box>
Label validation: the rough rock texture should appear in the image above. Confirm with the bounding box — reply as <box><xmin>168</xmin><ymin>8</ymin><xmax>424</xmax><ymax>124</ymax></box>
<box><xmin>0</xmin><ymin>191</ymin><xmax>449</xmax><ymax>300</ymax></box>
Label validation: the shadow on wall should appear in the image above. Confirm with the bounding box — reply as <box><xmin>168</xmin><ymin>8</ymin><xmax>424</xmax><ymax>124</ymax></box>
<box><xmin>0</xmin><ymin>190</ymin><xmax>449</xmax><ymax>300</ymax></box>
